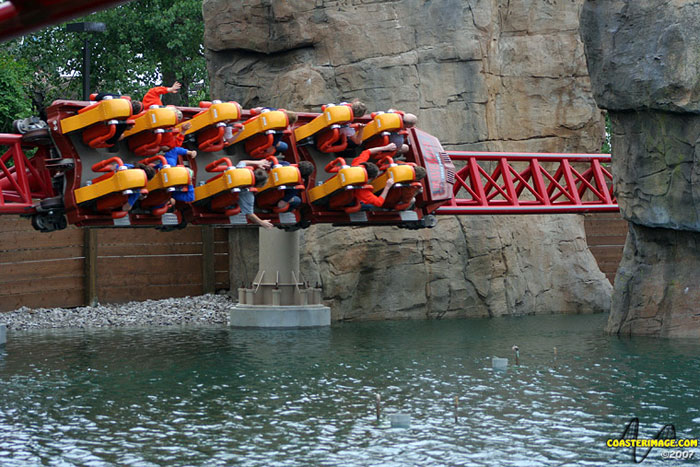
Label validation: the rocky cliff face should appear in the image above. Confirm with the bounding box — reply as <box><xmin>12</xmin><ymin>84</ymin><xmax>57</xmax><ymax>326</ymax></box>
<box><xmin>301</xmin><ymin>216</ymin><xmax>610</xmax><ymax>320</ymax></box>
<box><xmin>204</xmin><ymin>0</ymin><xmax>612</xmax><ymax>320</ymax></box>
<box><xmin>581</xmin><ymin>1</ymin><xmax>700</xmax><ymax>337</ymax></box>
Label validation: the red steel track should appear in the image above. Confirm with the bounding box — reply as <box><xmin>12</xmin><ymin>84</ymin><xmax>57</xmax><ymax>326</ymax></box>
<box><xmin>0</xmin><ymin>1</ymin><xmax>619</xmax><ymax>227</ymax></box>
<box><xmin>0</xmin><ymin>133</ymin><xmax>54</xmax><ymax>215</ymax></box>
<box><xmin>436</xmin><ymin>151</ymin><xmax>617</xmax><ymax>215</ymax></box>
<box><xmin>0</xmin><ymin>129</ymin><xmax>619</xmax><ymax>225</ymax></box>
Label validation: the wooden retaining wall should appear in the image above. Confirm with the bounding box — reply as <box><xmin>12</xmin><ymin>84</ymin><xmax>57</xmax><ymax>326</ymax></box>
<box><xmin>583</xmin><ymin>212</ymin><xmax>628</xmax><ymax>284</ymax></box>
<box><xmin>0</xmin><ymin>217</ymin><xmax>233</xmax><ymax>312</ymax></box>
<box><xmin>0</xmin><ymin>217</ymin><xmax>84</xmax><ymax>310</ymax></box>
<box><xmin>1</xmin><ymin>213</ymin><xmax>628</xmax><ymax>312</ymax></box>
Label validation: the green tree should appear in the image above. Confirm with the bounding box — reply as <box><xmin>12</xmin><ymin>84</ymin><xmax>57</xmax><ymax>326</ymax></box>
<box><xmin>601</xmin><ymin>112</ymin><xmax>612</xmax><ymax>154</ymax></box>
<box><xmin>0</xmin><ymin>51</ymin><xmax>32</xmax><ymax>132</ymax></box>
<box><xmin>6</xmin><ymin>0</ymin><xmax>208</xmax><ymax>116</ymax></box>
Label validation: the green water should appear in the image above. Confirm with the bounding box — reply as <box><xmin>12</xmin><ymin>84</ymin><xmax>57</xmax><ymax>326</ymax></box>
<box><xmin>0</xmin><ymin>314</ymin><xmax>698</xmax><ymax>466</ymax></box>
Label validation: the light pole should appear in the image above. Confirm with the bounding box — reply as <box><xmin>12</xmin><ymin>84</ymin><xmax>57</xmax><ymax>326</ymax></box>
<box><xmin>66</xmin><ymin>21</ymin><xmax>105</xmax><ymax>307</ymax></box>
<box><xmin>66</xmin><ymin>22</ymin><xmax>106</xmax><ymax>100</ymax></box>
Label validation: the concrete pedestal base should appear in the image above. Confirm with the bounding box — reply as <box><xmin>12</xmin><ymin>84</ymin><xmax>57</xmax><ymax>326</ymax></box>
<box><xmin>229</xmin><ymin>305</ymin><xmax>331</xmax><ymax>328</ymax></box>
<box><xmin>0</xmin><ymin>324</ymin><xmax>6</xmax><ymax>346</ymax></box>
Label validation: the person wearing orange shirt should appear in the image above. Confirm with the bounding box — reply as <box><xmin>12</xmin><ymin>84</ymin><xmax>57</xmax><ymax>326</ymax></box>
<box><xmin>355</xmin><ymin>162</ymin><xmax>394</xmax><ymax>209</ymax></box>
<box><xmin>351</xmin><ymin>142</ymin><xmax>397</xmax><ymax>167</ymax></box>
<box><xmin>142</xmin><ymin>81</ymin><xmax>181</xmax><ymax>109</ymax></box>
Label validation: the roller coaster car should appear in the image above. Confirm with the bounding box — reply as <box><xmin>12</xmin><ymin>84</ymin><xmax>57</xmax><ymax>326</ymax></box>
<box><xmin>178</xmin><ymin>101</ymin><xmax>243</xmax><ymax>152</ymax></box>
<box><xmin>308</xmin><ymin>157</ymin><xmax>369</xmax><ymax>213</ymax></box>
<box><xmin>192</xmin><ymin>157</ymin><xmax>255</xmax><ymax>216</ymax></box>
<box><xmin>134</xmin><ymin>155</ymin><xmax>192</xmax><ymax>216</ymax></box>
<box><xmin>255</xmin><ymin>156</ymin><xmax>305</xmax><ymax>213</ymax></box>
<box><xmin>293</xmin><ymin>104</ymin><xmax>355</xmax><ymax>153</ymax></box>
<box><xmin>370</xmin><ymin>157</ymin><xmax>423</xmax><ymax>210</ymax></box>
<box><xmin>123</xmin><ymin>107</ymin><xmax>179</xmax><ymax>157</ymax></box>
<box><xmin>59</xmin><ymin>97</ymin><xmax>134</xmax><ymax>149</ymax></box>
<box><xmin>225</xmin><ymin>110</ymin><xmax>289</xmax><ymax>158</ymax></box>
<box><xmin>73</xmin><ymin>157</ymin><xmax>147</xmax><ymax>219</ymax></box>
<box><xmin>361</xmin><ymin>111</ymin><xmax>406</xmax><ymax>156</ymax></box>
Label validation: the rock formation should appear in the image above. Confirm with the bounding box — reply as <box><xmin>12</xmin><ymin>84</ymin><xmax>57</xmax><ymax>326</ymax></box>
<box><xmin>204</xmin><ymin>0</ymin><xmax>612</xmax><ymax>320</ymax></box>
<box><xmin>581</xmin><ymin>1</ymin><xmax>700</xmax><ymax>337</ymax></box>
<box><xmin>300</xmin><ymin>215</ymin><xmax>610</xmax><ymax>320</ymax></box>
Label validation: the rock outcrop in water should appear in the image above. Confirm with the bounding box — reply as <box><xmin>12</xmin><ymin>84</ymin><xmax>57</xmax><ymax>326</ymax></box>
<box><xmin>581</xmin><ymin>1</ymin><xmax>700</xmax><ymax>337</ymax></box>
<box><xmin>204</xmin><ymin>0</ymin><xmax>612</xmax><ymax>319</ymax></box>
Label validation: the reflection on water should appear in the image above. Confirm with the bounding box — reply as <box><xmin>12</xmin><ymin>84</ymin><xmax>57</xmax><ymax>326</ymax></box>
<box><xmin>0</xmin><ymin>314</ymin><xmax>698</xmax><ymax>466</ymax></box>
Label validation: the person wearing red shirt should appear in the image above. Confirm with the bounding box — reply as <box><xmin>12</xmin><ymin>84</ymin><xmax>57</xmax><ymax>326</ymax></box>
<box><xmin>347</xmin><ymin>142</ymin><xmax>400</xmax><ymax>209</ymax></box>
<box><xmin>351</xmin><ymin>142</ymin><xmax>397</xmax><ymax>167</ymax></box>
<box><xmin>355</xmin><ymin>162</ymin><xmax>394</xmax><ymax>208</ymax></box>
<box><xmin>142</xmin><ymin>81</ymin><xmax>181</xmax><ymax>109</ymax></box>
<box><xmin>155</xmin><ymin>108</ymin><xmax>192</xmax><ymax>150</ymax></box>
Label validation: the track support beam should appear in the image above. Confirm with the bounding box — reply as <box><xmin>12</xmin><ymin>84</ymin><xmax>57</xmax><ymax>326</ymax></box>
<box><xmin>437</xmin><ymin>151</ymin><xmax>617</xmax><ymax>215</ymax></box>
<box><xmin>230</xmin><ymin>229</ymin><xmax>330</xmax><ymax>327</ymax></box>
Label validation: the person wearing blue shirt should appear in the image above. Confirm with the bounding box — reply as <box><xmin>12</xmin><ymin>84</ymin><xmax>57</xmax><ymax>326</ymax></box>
<box><xmin>155</xmin><ymin>146</ymin><xmax>197</xmax><ymax>203</ymax></box>
<box><xmin>275</xmin><ymin>160</ymin><xmax>314</xmax><ymax>211</ymax></box>
<box><xmin>117</xmin><ymin>162</ymin><xmax>155</xmax><ymax>211</ymax></box>
<box><xmin>235</xmin><ymin>159</ymin><xmax>274</xmax><ymax>229</ymax></box>
<box><xmin>160</xmin><ymin>146</ymin><xmax>194</xmax><ymax>168</ymax></box>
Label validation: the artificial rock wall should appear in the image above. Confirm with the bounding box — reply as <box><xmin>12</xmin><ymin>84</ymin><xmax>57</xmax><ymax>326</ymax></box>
<box><xmin>204</xmin><ymin>0</ymin><xmax>612</xmax><ymax>320</ymax></box>
<box><xmin>581</xmin><ymin>0</ymin><xmax>700</xmax><ymax>337</ymax></box>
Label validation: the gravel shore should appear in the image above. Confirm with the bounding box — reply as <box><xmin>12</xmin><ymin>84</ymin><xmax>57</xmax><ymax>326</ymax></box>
<box><xmin>1</xmin><ymin>294</ymin><xmax>235</xmax><ymax>331</ymax></box>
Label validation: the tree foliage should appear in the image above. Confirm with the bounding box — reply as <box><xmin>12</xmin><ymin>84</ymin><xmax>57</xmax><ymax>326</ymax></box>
<box><xmin>5</xmin><ymin>0</ymin><xmax>208</xmax><ymax>118</ymax></box>
<box><xmin>0</xmin><ymin>52</ymin><xmax>32</xmax><ymax>132</ymax></box>
<box><xmin>601</xmin><ymin>112</ymin><xmax>612</xmax><ymax>154</ymax></box>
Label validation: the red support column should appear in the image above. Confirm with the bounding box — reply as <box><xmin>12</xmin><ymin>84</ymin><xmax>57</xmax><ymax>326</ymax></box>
<box><xmin>530</xmin><ymin>159</ymin><xmax>551</xmax><ymax>206</ymax></box>
<box><xmin>498</xmin><ymin>157</ymin><xmax>518</xmax><ymax>206</ymax></box>
<box><xmin>560</xmin><ymin>159</ymin><xmax>582</xmax><ymax>205</ymax></box>
<box><xmin>467</xmin><ymin>158</ymin><xmax>488</xmax><ymax>206</ymax></box>
<box><xmin>591</xmin><ymin>159</ymin><xmax>614</xmax><ymax>205</ymax></box>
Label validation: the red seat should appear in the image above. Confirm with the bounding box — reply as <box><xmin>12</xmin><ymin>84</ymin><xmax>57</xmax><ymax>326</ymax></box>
<box><xmin>322</xmin><ymin>157</ymin><xmax>364</xmax><ymax>213</ymax></box>
<box><xmin>316</xmin><ymin>126</ymin><xmax>348</xmax><ymax>153</ymax></box>
<box><xmin>244</xmin><ymin>132</ymin><xmax>275</xmax><ymax>158</ymax></box>
<box><xmin>196</xmin><ymin>125</ymin><xmax>226</xmax><ymax>152</ymax></box>
<box><xmin>77</xmin><ymin>100</ymin><xmax>134</xmax><ymax>149</ymax></box>
<box><xmin>328</xmin><ymin>190</ymin><xmax>362</xmax><ymax>213</ymax></box>
<box><xmin>127</xmin><ymin>130</ymin><xmax>163</xmax><ymax>157</ymax></box>
<box><xmin>197</xmin><ymin>158</ymin><xmax>256</xmax><ymax>216</ymax></box>
<box><xmin>81</xmin><ymin>121</ymin><xmax>117</xmax><ymax>148</ymax></box>
<box><xmin>82</xmin><ymin>157</ymin><xmax>147</xmax><ymax>219</ymax></box>
<box><xmin>381</xmin><ymin>182</ymin><xmax>422</xmax><ymax>210</ymax></box>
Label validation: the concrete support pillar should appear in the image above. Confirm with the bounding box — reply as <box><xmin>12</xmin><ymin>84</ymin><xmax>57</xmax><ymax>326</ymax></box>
<box><xmin>245</xmin><ymin>288</ymin><xmax>255</xmax><ymax>305</ymax></box>
<box><xmin>272</xmin><ymin>288</ymin><xmax>281</xmax><ymax>306</ymax></box>
<box><xmin>230</xmin><ymin>229</ymin><xmax>330</xmax><ymax>328</ymax></box>
<box><xmin>259</xmin><ymin>229</ymin><xmax>300</xmax><ymax>283</ymax></box>
<box><xmin>255</xmin><ymin>229</ymin><xmax>302</xmax><ymax>305</ymax></box>
<box><xmin>0</xmin><ymin>323</ymin><xmax>6</xmax><ymax>347</ymax></box>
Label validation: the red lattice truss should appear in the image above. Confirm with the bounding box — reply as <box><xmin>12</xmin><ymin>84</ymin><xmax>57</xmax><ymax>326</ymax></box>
<box><xmin>436</xmin><ymin>151</ymin><xmax>617</xmax><ymax>215</ymax></box>
<box><xmin>0</xmin><ymin>134</ymin><xmax>54</xmax><ymax>214</ymax></box>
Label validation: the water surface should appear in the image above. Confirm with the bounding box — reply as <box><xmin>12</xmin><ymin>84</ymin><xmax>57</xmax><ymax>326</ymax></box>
<box><xmin>0</xmin><ymin>314</ymin><xmax>698</xmax><ymax>466</ymax></box>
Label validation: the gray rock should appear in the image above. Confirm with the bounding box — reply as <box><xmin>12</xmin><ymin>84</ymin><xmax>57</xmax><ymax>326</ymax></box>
<box><xmin>610</xmin><ymin>111</ymin><xmax>700</xmax><ymax>232</ymax></box>
<box><xmin>204</xmin><ymin>0</ymin><xmax>604</xmax><ymax>152</ymax></box>
<box><xmin>607</xmin><ymin>224</ymin><xmax>700</xmax><ymax>338</ymax></box>
<box><xmin>581</xmin><ymin>0</ymin><xmax>700</xmax><ymax>337</ymax></box>
<box><xmin>581</xmin><ymin>1</ymin><xmax>700</xmax><ymax>113</ymax></box>
<box><xmin>300</xmin><ymin>215</ymin><xmax>611</xmax><ymax>320</ymax></box>
<box><xmin>204</xmin><ymin>0</ymin><xmax>612</xmax><ymax>319</ymax></box>
<box><xmin>1</xmin><ymin>295</ymin><xmax>234</xmax><ymax>331</ymax></box>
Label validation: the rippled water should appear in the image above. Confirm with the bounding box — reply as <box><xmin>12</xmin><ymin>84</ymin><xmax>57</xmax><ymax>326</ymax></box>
<box><xmin>0</xmin><ymin>314</ymin><xmax>698</xmax><ymax>466</ymax></box>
